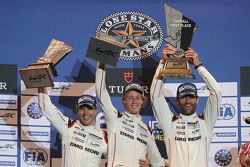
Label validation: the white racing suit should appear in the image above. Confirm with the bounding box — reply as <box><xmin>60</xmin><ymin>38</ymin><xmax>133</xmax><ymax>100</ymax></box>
<box><xmin>96</xmin><ymin>66</ymin><xmax>165</xmax><ymax>167</ymax></box>
<box><xmin>150</xmin><ymin>63</ymin><xmax>222</xmax><ymax>167</ymax></box>
<box><xmin>38</xmin><ymin>92</ymin><xmax>107</xmax><ymax>167</ymax></box>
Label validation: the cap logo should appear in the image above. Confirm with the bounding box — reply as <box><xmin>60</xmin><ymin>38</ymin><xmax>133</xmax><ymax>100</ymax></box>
<box><xmin>179</xmin><ymin>85</ymin><xmax>196</xmax><ymax>92</ymax></box>
<box><xmin>125</xmin><ymin>83</ymin><xmax>141</xmax><ymax>91</ymax></box>
<box><xmin>78</xmin><ymin>96</ymin><xmax>95</xmax><ymax>104</ymax></box>
<box><xmin>123</xmin><ymin>83</ymin><xmax>144</xmax><ymax>96</ymax></box>
<box><xmin>177</xmin><ymin>83</ymin><xmax>197</xmax><ymax>97</ymax></box>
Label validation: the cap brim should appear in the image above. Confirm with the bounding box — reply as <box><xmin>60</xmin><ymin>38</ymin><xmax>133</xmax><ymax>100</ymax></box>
<box><xmin>123</xmin><ymin>88</ymin><xmax>144</xmax><ymax>96</ymax></box>
<box><xmin>78</xmin><ymin>103</ymin><xmax>96</xmax><ymax>109</ymax></box>
<box><xmin>178</xmin><ymin>92</ymin><xmax>197</xmax><ymax>98</ymax></box>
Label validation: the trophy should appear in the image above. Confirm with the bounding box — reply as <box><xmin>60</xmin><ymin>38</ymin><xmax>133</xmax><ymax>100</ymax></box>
<box><xmin>19</xmin><ymin>39</ymin><xmax>73</xmax><ymax>88</ymax></box>
<box><xmin>159</xmin><ymin>4</ymin><xmax>197</xmax><ymax>79</ymax></box>
<box><xmin>86</xmin><ymin>33</ymin><xmax>125</xmax><ymax>67</ymax></box>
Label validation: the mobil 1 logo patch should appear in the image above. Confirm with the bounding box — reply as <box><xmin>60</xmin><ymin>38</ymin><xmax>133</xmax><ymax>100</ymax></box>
<box><xmin>0</xmin><ymin>64</ymin><xmax>17</xmax><ymax>94</ymax></box>
<box><xmin>96</xmin><ymin>11</ymin><xmax>163</xmax><ymax>61</ymax></box>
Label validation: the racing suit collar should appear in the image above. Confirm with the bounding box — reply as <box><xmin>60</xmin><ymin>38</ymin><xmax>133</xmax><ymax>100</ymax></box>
<box><xmin>78</xmin><ymin>120</ymin><xmax>96</xmax><ymax>130</ymax></box>
<box><xmin>179</xmin><ymin>112</ymin><xmax>197</xmax><ymax>122</ymax></box>
<box><xmin>124</xmin><ymin>111</ymin><xmax>142</xmax><ymax>121</ymax></box>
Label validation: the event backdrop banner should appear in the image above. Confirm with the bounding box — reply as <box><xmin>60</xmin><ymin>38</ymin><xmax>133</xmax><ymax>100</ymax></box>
<box><xmin>1</xmin><ymin>0</ymin><xmax>250</xmax><ymax>167</ymax></box>
<box><xmin>0</xmin><ymin>64</ymin><xmax>18</xmax><ymax>167</ymax></box>
<box><xmin>0</xmin><ymin>64</ymin><xmax>17</xmax><ymax>94</ymax></box>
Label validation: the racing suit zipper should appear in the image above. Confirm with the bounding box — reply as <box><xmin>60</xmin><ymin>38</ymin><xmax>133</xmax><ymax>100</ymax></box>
<box><xmin>186</xmin><ymin>121</ymin><xmax>189</xmax><ymax>167</ymax></box>
<box><xmin>168</xmin><ymin>139</ymin><xmax>171</xmax><ymax>166</ymax></box>
<box><xmin>205</xmin><ymin>137</ymin><xmax>208</xmax><ymax>167</ymax></box>
<box><xmin>111</xmin><ymin>133</ymin><xmax>117</xmax><ymax>167</ymax></box>
<box><xmin>134</xmin><ymin>123</ymin><xmax>137</xmax><ymax>167</ymax></box>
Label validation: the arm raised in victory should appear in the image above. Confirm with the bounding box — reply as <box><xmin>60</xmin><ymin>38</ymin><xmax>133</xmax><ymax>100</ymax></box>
<box><xmin>150</xmin><ymin>45</ymin><xmax>176</xmax><ymax>135</ymax></box>
<box><xmin>197</xmin><ymin>66</ymin><xmax>222</xmax><ymax>133</ymax></box>
<box><xmin>38</xmin><ymin>88</ymin><xmax>68</xmax><ymax>136</ymax></box>
<box><xmin>95</xmin><ymin>62</ymin><xmax>118</xmax><ymax>124</ymax></box>
<box><xmin>185</xmin><ymin>48</ymin><xmax>222</xmax><ymax>134</ymax></box>
<box><xmin>150</xmin><ymin>60</ymin><xmax>173</xmax><ymax>135</ymax></box>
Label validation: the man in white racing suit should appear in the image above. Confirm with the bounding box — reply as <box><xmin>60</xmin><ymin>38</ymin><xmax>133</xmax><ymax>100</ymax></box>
<box><xmin>150</xmin><ymin>44</ymin><xmax>222</xmax><ymax>167</ymax></box>
<box><xmin>95</xmin><ymin>63</ymin><xmax>166</xmax><ymax>167</ymax></box>
<box><xmin>38</xmin><ymin>88</ymin><xmax>107</xmax><ymax>167</ymax></box>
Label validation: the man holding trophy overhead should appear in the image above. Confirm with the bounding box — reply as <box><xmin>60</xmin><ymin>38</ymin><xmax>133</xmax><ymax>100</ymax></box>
<box><xmin>150</xmin><ymin>44</ymin><xmax>222</xmax><ymax>167</ymax></box>
<box><xmin>90</xmin><ymin>33</ymin><xmax>166</xmax><ymax>166</ymax></box>
<box><xmin>20</xmin><ymin>39</ymin><xmax>109</xmax><ymax>167</ymax></box>
<box><xmin>150</xmin><ymin>4</ymin><xmax>222</xmax><ymax>167</ymax></box>
<box><xmin>95</xmin><ymin>62</ymin><xmax>166</xmax><ymax>167</ymax></box>
<box><xmin>38</xmin><ymin>88</ymin><xmax>108</xmax><ymax>167</ymax></box>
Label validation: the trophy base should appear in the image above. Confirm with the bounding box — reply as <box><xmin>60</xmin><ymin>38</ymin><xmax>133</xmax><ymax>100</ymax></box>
<box><xmin>86</xmin><ymin>36</ymin><xmax>124</xmax><ymax>67</ymax></box>
<box><xmin>19</xmin><ymin>63</ymin><xmax>55</xmax><ymax>88</ymax></box>
<box><xmin>159</xmin><ymin>58</ymin><xmax>195</xmax><ymax>79</ymax></box>
<box><xmin>159</xmin><ymin>69</ymin><xmax>195</xmax><ymax>79</ymax></box>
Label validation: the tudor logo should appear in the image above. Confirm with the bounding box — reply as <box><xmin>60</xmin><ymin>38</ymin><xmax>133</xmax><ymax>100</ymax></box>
<box><xmin>124</xmin><ymin>72</ymin><xmax>133</xmax><ymax>84</ymax></box>
<box><xmin>96</xmin><ymin>11</ymin><xmax>163</xmax><ymax>60</ymax></box>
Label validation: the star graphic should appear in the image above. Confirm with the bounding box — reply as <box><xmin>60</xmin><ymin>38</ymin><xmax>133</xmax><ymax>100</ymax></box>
<box><xmin>113</xmin><ymin>22</ymin><xmax>146</xmax><ymax>48</ymax></box>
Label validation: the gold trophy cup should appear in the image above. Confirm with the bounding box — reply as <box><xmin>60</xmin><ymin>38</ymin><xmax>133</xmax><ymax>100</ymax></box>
<box><xmin>19</xmin><ymin>39</ymin><xmax>73</xmax><ymax>88</ymax></box>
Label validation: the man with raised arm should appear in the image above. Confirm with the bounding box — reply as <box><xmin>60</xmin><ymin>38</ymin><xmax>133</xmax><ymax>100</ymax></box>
<box><xmin>150</xmin><ymin>44</ymin><xmax>222</xmax><ymax>167</ymax></box>
<box><xmin>95</xmin><ymin>62</ymin><xmax>166</xmax><ymax>167</ymax></box>
<box><xmin>38</xmin><ymin>88</ymin><xmax>107</xmax><ymax>167</ymax></box>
